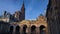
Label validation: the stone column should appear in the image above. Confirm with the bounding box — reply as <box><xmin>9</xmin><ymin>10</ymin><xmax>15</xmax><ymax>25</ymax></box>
<box><xmin>20</xmin><ymin>26</ymin><xmax>23</xmax><ymax>34</ymax></box>
<box><xmin>13</xmin><ymin>26</ymin><xmax>15</xmax><ymax>34</ymax></box>
<box><xmin>36</xmin><ymin>27</ymin><xmax>40</xmax><ymax>34</ymax></box>
<box><xmin>27</xmin><ymin>27</ymin><xmax>31</xmax><ymax>34</ymax></box>
<box><xmin>46</xmin><ymin>27</ymin><xmax>49</xmax><ymax>34</ymax></box>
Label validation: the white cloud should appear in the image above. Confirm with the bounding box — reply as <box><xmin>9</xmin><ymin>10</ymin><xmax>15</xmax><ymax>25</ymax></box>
<box><xmin>27</xmin><ymin>19</ymin><xmax>36</xmax><ymax>20</ymax></box>
<box><xmin>44</xmin><ymin>9</ymin><xmax>46</xmax><ymax>16</ymax></box>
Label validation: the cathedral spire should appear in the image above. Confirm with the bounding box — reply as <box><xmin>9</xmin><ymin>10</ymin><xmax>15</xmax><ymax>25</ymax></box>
<box><xmin>22</xmin><ymin>1</ymin><xmax>24</xmax><ymax>7</ymax></box>
<box><xmin>21</xmin><ymin>1</ymin><xmax>25</xmax><ymax>20</ymax></box>
<box><xmin>21</xmin><ymin>1</ymin><xmax>25</xmax><ymax>14</ymax></box>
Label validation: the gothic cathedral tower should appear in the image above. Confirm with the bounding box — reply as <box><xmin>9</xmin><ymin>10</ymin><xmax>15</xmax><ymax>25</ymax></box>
<box><xmin>21</xmin><ymin>2</ymin><xmax>25</xmax><ymax>20</ymax></box>
<box><xmin>46</xmin><ymin>0</ymin><xmax>60</xmax><ymax>34</ymax></box>
<box><xmin>14</xmin><ymin>2</ymin><xmax>25</xmax><ymax>22</ymax></box>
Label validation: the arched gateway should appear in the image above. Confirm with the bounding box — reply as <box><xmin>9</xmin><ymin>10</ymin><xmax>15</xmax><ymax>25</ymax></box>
<box><xmin>23</xmin><ymin>25</ymin><xmax>27</xmax><ymax>34</ymax></box>
<box><xmin>10</xmin><ymin>26</ymin><xmax>14</xmax><ymax>34</ymax></box>
<box><xmin>39</xmin><ymin>25</ymin><xmax>46</xmax><ymax>34</ymax></box>
<box><xmin>15</xmin><ymin>26</ymin><xmax>20</xmax><ymax>34</ymax></box>
<box><xmin>31</xmin><ymin>25</ymin><xmax>36</xmax><ymax>34</ymax></box>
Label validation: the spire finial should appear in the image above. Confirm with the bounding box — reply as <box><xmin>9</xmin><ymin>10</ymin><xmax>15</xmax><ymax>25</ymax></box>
<box><xmin>21</xmin><ymin>0</ymin><xmax>25</xmax><ymax>14</ymax></box>
<box><xmin>22</xmin><ymin>0</ymin><xmax>24</xmax><ymax>7</ymax></box>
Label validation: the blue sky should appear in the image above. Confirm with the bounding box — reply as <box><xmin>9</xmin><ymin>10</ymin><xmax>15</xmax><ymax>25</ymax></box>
<box><xmin>0</xmin><ymin>0</ymin><xmax>48</xmax><ymax>20</ymax></box>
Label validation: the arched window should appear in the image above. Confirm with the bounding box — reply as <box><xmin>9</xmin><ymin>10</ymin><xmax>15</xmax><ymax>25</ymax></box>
<box><xmin>23</xmin><ymin>25</ymin><xmax>27</xmax><ymax>34</ymax></box>
<box><xmin>10</xmin><ymin>26</ymin><xmax>13</xmax><ymax>34</ymax></box>
<box><xmin>31</xmin><ymin>25</ymin><xmax>36</xmax><ymax>34</ymax></box>
<box><xmin>15</xmin><ymin>26</ymin><xmax>20</xmax><ymax>34</ymax></box>
<box><xmin>39</xmin><ymin>25</ymin><xmax>46</xmax><ymax>34</ymax></box>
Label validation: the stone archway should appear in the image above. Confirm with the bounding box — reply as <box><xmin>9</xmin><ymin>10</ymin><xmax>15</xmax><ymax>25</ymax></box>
<box><xmin>31</xmin><ymin>25</ymin><xmax>36</xmax><ymax>34</ymax></box>
<box><xmin>10</xmin><ymin>26</ymin><xmax>14</xmax><ymax>34</ymax></box>
<box><xmin>23</xmin><ymin>25</ymin><xmax>27</xmax><ymax>34</ymax></box>
<box><xmin>39</xmin><ymin>25</ymin><xmax>46</xmax><ymax>34</ymax></box>
<box><xmin>15</xmin><ymin>26</ymin><xmax>20</xmax><ymax>34</ymax></box>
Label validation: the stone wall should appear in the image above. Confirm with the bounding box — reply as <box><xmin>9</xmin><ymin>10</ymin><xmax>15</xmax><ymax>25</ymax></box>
<box><xmin>46</xmin><ymin>0</ymin><xmax>60</xmax><ymax>34</ymax></box>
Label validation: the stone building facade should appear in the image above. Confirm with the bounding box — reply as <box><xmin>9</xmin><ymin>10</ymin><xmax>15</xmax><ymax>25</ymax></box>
<box><xmin>0</xmin><ymin>15</ymin><xmax>48</xmax><ymax>34</ymax></box>
<box><xmin>16</xmin><ymin>15</ymin><xmax>48</xmax><ymax>34</ymax></box>
<box><xmin>46</xmin><ymin>0</ymin><xmax>60</xmax><ymax>34</ymax></box>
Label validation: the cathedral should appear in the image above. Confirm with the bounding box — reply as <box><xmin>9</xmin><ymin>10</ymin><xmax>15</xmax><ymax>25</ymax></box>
<box><xmin>0</xmin><ymin>3</ymin><xmax>25</xmax><ymax>22</ymax></box>
<box><xmin>0</xmin><ymin>0</ymin><xmax>60</xmax><ymax>34</ymax></box>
